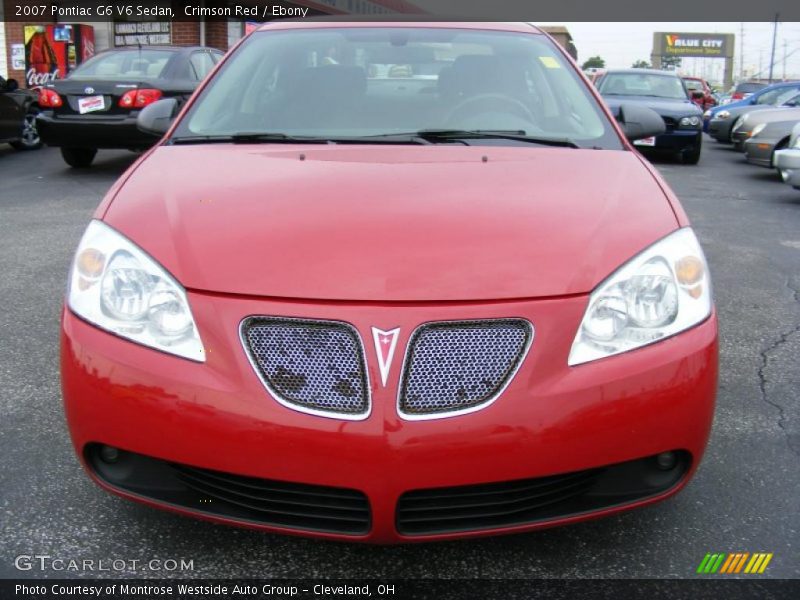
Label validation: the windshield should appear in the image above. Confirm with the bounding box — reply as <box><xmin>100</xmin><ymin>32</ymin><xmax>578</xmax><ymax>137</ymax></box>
<box><xmin>683</xmin><ymin>80</ymin><xmax>702</xmax><ymax>91</ymax></box>
<box><xmin>174</xmin><ymin>27</ymin><xmax>620</xmax><ymax>148</ymax></box>
<box><xmin>69</xmin><ymin>49</ymin><xmax>173</xmax><ymax>80</ymax></box>
<box><xmin>736</xmin><ymin>82</ymin><xmax>765</xmax><ymax>94</ymax></box>
<box><xmin>599</xmin><ymin>72</ymin><xmax>688</xmax><ymax>100</ymax></box>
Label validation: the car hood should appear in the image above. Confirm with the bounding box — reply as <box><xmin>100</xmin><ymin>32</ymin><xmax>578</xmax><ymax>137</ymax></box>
<box><xmin>713</xmin><ymin>104</ymin><xmax>774</xmax><ymax>120</ymax></box>
<box><xmin>741</xmin><ymin>106</ymin><xmax>800</xmax><ymax>127</ymax></box>
<box><xmin>103</xmin><ymin>145</ymin><xmax>678</xmax><ymax>301</ymax></box>
<box><xmin>602</xmin><ymin>95</ymin><xmax>701</xmax><ymax>118</ymax></box>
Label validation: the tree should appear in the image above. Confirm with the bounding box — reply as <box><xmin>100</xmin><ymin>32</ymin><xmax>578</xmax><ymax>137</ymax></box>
<box><xmin>661</xmin><ymin>56</ymin><xmax>682</xmax><ymax>70</ymax></box>
<box><xmin>632</xmin><ymin>59</ymin><xmax>651</xmax><ymax>69</ymax></box>
<box><xmin>581</xmin><ymin>56</ymin><xmax>605</xmax><ymax>70</ymax></box>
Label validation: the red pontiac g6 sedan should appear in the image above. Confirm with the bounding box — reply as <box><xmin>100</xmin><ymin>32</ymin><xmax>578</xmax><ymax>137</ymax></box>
<box><xmin>61</xmin><ymin>22</ymin><xmax>718</xmax><ymax>543</ymax></box>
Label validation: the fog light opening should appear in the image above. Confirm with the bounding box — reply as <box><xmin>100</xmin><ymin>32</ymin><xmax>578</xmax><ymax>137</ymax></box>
<box><xmin>99</xmin><ymin>445</ymin><xmax>121</xmax><ymax>464</ymax></box>
<box><xmin>655</xmin><ymin>451</ymin><xmax>677</xmax><ymax>471</ymax></box>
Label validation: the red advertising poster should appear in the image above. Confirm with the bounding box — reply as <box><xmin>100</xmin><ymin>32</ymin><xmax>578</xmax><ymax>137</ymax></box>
<box><xmin>24</xmin><ymin>24</ymin><xmax>95</xmax><ymax>88</ymax></box>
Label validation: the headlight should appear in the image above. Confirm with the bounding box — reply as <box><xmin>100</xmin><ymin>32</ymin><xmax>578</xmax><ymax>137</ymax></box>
<box><xmin>679</xmin><ymin>116</ymin><xmax>701</xmax><ymax>128</ymax></box>
<box><xmin>794</xmin><ymin>136</ymin><xmax>800</xmax><ymax>149</ymax></box>
<box><xmin>67</xmin><ymin>220</ymin><xmax>205</xmax><ymax>362</ymax></box>
<box><xmin>568</xmin><ymin>228</ymin><xmax>712</xmax><ymax>366</ymax></box>
<box><xmin>715</xmin><ymin>110</ymin><xmax>730</xmax><ymax>120</ymax></box>
<box><xmin>750</xmin><ymin>123</ymin><xmax>766</xmax><ymax>138</ymax></box>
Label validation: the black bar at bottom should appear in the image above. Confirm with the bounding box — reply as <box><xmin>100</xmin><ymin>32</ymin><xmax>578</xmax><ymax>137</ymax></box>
<box><xmin>2</xmin><ymin>579</ymin><xmax>799</xmax><ymax>600</ymax></box>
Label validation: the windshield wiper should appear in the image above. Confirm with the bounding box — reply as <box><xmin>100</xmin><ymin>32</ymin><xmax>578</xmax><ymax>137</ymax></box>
<box><xmin>170</xmin><ymin>132</ymin><xmax>334</xmax><ymax>145</ymax></box>
<box><xmin>169</xmin><ymin>130</ymin><xmax>581</xmax><ymax>148</ymax></box>
<box><xmin>381</xmin><ymin>129</ymin><xmax>582</xmax><ymax>148</ymax></box>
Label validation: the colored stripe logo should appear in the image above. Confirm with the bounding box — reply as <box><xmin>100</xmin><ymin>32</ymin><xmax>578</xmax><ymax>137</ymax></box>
<box><xmin>697</xmin><ymin>553</ymin><xmax>773</xmax><ymax>574</ymax></box>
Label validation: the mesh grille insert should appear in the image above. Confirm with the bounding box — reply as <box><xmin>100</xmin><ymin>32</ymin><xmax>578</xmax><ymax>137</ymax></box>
<box><xmin>399</xmin><ymin>319</ymin><xmax>532</xmax><ymax>417</ymax></box>
<box><xmin>242</xmin><ymin>317</ymin><xmax>369</xmax><ymax>416</ymax></box>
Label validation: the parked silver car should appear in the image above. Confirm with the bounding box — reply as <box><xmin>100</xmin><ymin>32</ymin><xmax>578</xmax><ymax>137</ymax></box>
<box><xmin>774</xmin><ymin>122</ymin><xmax>800</xmax><ymax>190</ymax></box>
<box><xmin>731</xmin><ymin>99</ymin><xmax>800</xmax><ymax>150</ymax></box>
<box><xmin>743</xmin><ymin>116</ymin><xmax>800</xmax><ymax>169</ymax></box>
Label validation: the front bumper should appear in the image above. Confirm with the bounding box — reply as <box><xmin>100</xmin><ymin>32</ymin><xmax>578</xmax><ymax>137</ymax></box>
<box><xmin>744</xmin><ymin>138</ymin><xmax>778</xmax><ymax>167</ymax></box>
<box><xmin>775</xmin><ymin>148</ymin><xmax>800</xmax><ymax>189</ymax></box>
<box><xmin>708</xmin><ymin>118</ymin><xmax>734</xmax><ymax>141</ymax></box>
<box><xmin>61</xmin><ymin>293</ymin><xmax>718</xmax><ymax>543</ymax></box>
<box><xmin>634</xmin><ymin>129</ymin><xmax>701</xmax><ymax>153</ymax></box>
<box><xmin>37</xmin><ymin>111</ymin><xmax>158</xmax><ymax>150</ymax></box>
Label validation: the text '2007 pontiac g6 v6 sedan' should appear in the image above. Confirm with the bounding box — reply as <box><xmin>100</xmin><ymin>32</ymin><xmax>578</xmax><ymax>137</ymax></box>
<box><xmin>61</xmin><ymin>21</ymin><xmax>718</xmax><ymax>543</ymax></box>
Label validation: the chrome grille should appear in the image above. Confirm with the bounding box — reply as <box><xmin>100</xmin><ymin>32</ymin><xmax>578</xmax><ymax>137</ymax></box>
<box><xmin>399</xmin><ymin>319</ymin><xmax>533</xmax><ymax>418</ymax></box>
<box><xmin>242</xmin><ymin>317</ymin><xmax>369</xmax><ymax>418</ymax></box>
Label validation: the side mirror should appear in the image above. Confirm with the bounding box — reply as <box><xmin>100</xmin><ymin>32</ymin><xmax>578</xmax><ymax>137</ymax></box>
<box><xmin>137</xmin><ymin>98</ymin><xmax>178</xmax><ymax>136</ymax></box>
<box><xmin>617</xmin><ymin>103</ymin><xmax>666</xmax><ymax>141</ymax></box>
<box><xmin>5</xmin><ymin>78</ymin><xmax>19</xmax><ymax>92</ymax></box>
<box><xmin>691</xmin><ymin>91</ymin><xmax>704</xmax><ymax>100</ymax></box>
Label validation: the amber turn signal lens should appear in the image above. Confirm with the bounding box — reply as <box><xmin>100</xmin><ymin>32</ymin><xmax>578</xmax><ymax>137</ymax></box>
<box><xmin>77</xmin><ymin>248</ymin><xmax>105</xmax><ymax>279</ymax></box>
<box><xmin>675</xmin><ymin>256</ymin><xmax>703</xmax><ymax>286</ymax></box>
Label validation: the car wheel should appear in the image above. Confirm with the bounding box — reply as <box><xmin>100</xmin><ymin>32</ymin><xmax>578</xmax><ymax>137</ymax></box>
<box><xmin>9</xmin><ymin>107</ymin><xmax>42</xmax><ymax>151</ymax></box>
<box><xmin>682</xmin><ymin>141</ymin><xmax>702</xmax><ymax>165</ymax></box>
<box><xmin>61</xmin><ymin>148</ymin><xmax>97</xmax><ymax>168</ymax></box>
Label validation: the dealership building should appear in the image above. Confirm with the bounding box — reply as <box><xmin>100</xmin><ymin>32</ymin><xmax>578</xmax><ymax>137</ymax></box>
<box><xmin>1</xmin><ymin>1</ymin><xmax>577</xmax><ymax>85</ymax></box>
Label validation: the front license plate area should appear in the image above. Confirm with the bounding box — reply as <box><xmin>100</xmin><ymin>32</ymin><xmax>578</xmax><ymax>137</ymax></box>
<box><xmin>633</xmin><ymin>136</ymin><xmax>656</xmax><ymax>147</ymax></box>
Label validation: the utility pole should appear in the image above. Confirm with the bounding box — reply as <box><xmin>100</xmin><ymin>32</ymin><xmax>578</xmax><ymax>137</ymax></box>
<box><xmin>768</xmin><ymin>13</ymin><xmax>779</xmax><ymax>83</ymax></box>
<box><xmin>739</xmin><ymin>23</ymin><xmax>744</xmax><ymax>79</ymax></box>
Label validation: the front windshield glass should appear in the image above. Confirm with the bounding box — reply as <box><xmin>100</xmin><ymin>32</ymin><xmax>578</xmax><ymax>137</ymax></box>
<box><xmin>599</xmin><ymin>73</ymin><xmax>688</xmax><ymax>100</ymax></box>
<box><xmin>174</xmin><ymin>27</ymin><xmax>620</xmax><ymax>148</ymax></box>
<box><xmin>69</xmin><ymin>49</ymin><xmax>173</xmax><ymax>80</ymax></box>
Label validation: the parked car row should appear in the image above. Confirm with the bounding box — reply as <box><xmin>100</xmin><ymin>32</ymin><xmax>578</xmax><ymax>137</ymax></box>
<box><xmin>705</xmin><ymin>80</ymin><xmax>800</xmax><ymax>193</ymax></box>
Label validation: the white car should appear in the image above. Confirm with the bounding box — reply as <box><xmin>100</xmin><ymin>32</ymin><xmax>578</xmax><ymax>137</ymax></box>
<box><xmin>774</xmin><ymin>121</ymin><xmax>800</xmax><ymax>190</ymax></box>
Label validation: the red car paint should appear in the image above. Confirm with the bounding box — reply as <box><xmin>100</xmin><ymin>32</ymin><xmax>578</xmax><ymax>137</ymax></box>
<box><xmin>682</xmin><ymin>77</ymin><xmax>716</xmax><ymax>111</ymax></box>
<box><xmin>61</xmin><ymin>21</ymin><xmax>718</xmax><ymax>542</ymax></box>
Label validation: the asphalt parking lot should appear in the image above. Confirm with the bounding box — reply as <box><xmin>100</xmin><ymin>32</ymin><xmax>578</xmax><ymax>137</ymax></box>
<box><xmin>0</xmin><ymin>139</ymin><xmax>798</xmax><ymax>580</ymax></box>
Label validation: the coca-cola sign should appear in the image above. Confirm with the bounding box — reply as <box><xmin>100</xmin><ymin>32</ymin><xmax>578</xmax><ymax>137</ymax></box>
<box><xmin>23</xmin><ymin>24</ymin><xmax>95</xmax><ymax>88</ymax></box>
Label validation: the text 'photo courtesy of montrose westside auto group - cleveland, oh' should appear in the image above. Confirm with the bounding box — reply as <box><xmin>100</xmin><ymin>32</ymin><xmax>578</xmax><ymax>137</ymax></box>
<box><xmin>0</xmin><ymin>0</ymin><xmax>799</xmax><ymax>598</ymax></box>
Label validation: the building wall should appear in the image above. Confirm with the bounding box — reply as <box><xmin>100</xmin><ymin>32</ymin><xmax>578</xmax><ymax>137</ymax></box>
<box><xmin>0</xmin><ymin>14</ymin><xmax>7</xmax><ymax>79</ymax></box>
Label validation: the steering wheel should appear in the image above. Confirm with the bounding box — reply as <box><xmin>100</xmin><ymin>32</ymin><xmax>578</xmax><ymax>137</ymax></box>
<box><xmin>445</xmin><ymin>93</ymin><xmax>537</xmax><ymax>128</ymax></box>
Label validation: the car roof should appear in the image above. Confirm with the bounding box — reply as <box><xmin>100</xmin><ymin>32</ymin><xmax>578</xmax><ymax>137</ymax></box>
<box><xmin>257</xmin><ymin>20</ymin><xmax>541</xmax><ymax>34</ymax></box>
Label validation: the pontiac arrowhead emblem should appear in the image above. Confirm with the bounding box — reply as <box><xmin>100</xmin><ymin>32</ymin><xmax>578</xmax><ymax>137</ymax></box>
<box><xmin>84</xmin><ymin>86</ymin><xmax>95</xmax><ymax>94</ymax></box>
<box><xmin>371</xmin><ymin>327</ymin><xmax>400</xmax><ymax>387</ymax></box>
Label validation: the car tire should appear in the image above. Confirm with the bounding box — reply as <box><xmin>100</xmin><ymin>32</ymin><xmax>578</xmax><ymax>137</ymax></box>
<box><xmin>682</xmin><ymin>141</ymin><xmax>702</xmax><ymax>165</ymax></box>
<box><xmin>61</xmin><ymin>148</ymin><xmax>97</xmax><ymax>168</ymax></box>
<box><xmin>9</xmin><ymin>106</ymin><xmax>42</xmax><ymax>151</ymax></box>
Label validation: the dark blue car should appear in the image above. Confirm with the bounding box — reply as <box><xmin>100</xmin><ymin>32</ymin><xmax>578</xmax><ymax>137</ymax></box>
<box><xmin>597</xmin><ymin>69</ymin><xmax>703</xmax><ymax>164</ymax></box>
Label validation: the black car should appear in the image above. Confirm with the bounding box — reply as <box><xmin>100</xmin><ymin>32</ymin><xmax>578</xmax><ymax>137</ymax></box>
<box><xmin>0</xmin><ymin>75</ymin><xmax>42</xmax><ymax>151</ymax></box>
<box><xmin>596</xmin><ymin>68</ymin><xmax>703</xmax><ymax>164</ymax></box>
<box><xmin>37</xmin><ymin>46</ymin><xmax>223</xmax><ymax>168</ymax></box>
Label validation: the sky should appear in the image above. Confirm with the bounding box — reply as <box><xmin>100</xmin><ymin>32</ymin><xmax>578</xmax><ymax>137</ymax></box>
<box><xmin>534</xmin><ymin>22</ymin><xmax>800</xmax><ymax>84</ymax></box>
